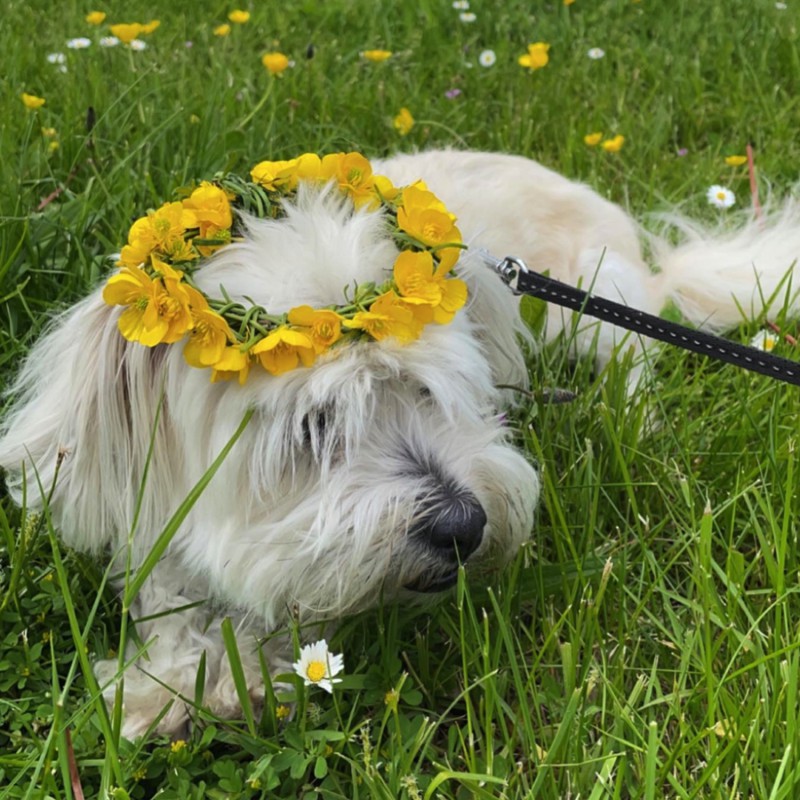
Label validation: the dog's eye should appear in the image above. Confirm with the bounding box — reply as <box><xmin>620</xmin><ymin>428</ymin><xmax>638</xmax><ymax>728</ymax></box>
<box><xmin>418</xmin><ymin>386</ymin><xmax>432</xmax><ymax>399</ymax></box>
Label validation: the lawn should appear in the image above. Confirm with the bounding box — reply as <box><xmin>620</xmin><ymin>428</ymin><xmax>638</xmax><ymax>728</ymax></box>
<box><xmin>2</xmin><ymin>0</ymin><xmax>800</xmax><ymax>797</ymax></box>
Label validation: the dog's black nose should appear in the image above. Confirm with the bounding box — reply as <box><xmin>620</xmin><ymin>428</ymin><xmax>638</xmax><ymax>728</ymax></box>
<box><xmin>416</xmin><ymin>495</ymin><xmax>487</xmax><ymax>562</ymax></box>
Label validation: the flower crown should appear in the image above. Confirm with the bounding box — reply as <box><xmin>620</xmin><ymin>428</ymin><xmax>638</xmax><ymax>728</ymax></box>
<box><xmin>102</xmin><ymin>151</ymin><xmax>468</xmax><ymax>383</ymax></box>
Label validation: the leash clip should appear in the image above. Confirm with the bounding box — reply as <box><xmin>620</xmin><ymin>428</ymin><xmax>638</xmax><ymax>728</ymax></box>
<box><xmin>487</xmin><ymin>254</ymin><xmax>530</xmax><ymax>294</ymax></box>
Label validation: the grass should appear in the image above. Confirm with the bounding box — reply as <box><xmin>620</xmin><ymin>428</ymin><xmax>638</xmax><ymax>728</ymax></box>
<box><xmin>2</xmin><ymin>0</ymin><xmax>800</xmax><ymax>797</ymax></box>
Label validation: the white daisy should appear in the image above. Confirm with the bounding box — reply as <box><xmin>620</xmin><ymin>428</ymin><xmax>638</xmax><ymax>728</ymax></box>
<box><xmin>66</xmin><ymin>37</ymin><xmax>92</xmax><ymax>49</ymax></box>
<box><xmin>706</xmin><ymin>185</ymin><xmax>736</xmax><ymax>209</ymax></box>
<box><xmin>47</xmin><ymin>52</ymin><xmax>66</xmax><ymax>64</ymax></box>
<box><xmin>130</xmin><ymin>39</ymin><xmax>148</xmax><ymax>51</ymax></box>
<box><xmin>100</xmin><ymin>36</ymin><xmax>120</xmax><ymax>47</ymax></box>
<box><xmin>459</xmin><ymin>11</ymin><xmax>477</xmax><ymax>22</ymax></box>
<box><xmin>452</xmin><ymin>0</ymin><xmax>470</xmax><ymax>8</ymax></box>
<box><xmin>479</xmin><ymin>49</ymin><xmax>496</xmax><ymax>67</ymax></box>
<box><xmin>750</xmin><ymin>330</ymin><xmax>778</xmax><ymax>352</ymax></box>
<box><xmin>776</xmin><ymin>2</ymin><xmax>787</xmax><ymax>9</ymax></box>
<box><xmin>293</xmin><ymin>640</ymin><xmax>344</xmax><ymax>693</ymax></box>
<box><xmin>587</xmin><ymin>47</ymin><xmax>606</xmax><ymax>60</ymax></box>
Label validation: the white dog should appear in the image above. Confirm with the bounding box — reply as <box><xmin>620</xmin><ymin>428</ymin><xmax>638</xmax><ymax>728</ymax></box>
<box><xmin>1</xmin><ymin>149</ymin><xmax>799</xmax><ymax>738</ymax></box>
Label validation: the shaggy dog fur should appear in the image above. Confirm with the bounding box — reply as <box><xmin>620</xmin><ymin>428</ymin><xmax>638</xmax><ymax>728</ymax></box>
<box><xmin>2</xmin><ymin>150</ymin><xmax>799</xmax><ymax>737</ymax></box>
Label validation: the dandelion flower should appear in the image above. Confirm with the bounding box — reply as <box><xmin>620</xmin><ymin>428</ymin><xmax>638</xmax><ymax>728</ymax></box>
<box><xmin>21</xmin><ymin>93</ymin><xmax>45</xmax><ymax>110</ymax></box>
<box><xmin>85</xmin><ymin>11</ymin><xmax>106</xmax><ymax>25</ymax></box>
<box><xmin>100</xmin><ymin>36</ymin><xmax>120</xmax><ymax>47</ymax></box>
<box><xmin>584</xmin><ymin>132</ymin><xmax>603</xmax><ymax>146</ymax></box>
<box><xmin>262</xmin><ymin>52</ymin><xmax>290</xmax><ymax>74</ymax></box>
<box><xmin>393</xmin><ymin>107</ymin><xmax>414</xmax><ymax>135</ymax></box>
<box><xmin>601</xmin><ymin>134</ymin><xmax>625</xmax><ymax>152</ymax></box>
<box><xmin>587</xmin><ymin>47</ymin><xmax>605</xmax><ymax>59</ymax></box>
<box><xmin>214</xmin><ymin>24</ymin><xmax>231</xmax><ymax>36</ymax></box>
<box><xmin>67</xmin><ymin>37</ymin><xmax>92</xmax><ymax>49</ymax></box>
<box><xmin>228</xmin><ymin>9</ymin><xmax>250</xmax><ymax>23</ymax></box>
<box><xmin>46</xmin><ymin>52</ymin><xmax>66</xmax><ymax>64</ymax></box>
<box><xmin>518</xmin><ymin>42</ymin><xmax>550</xmax><ymax>70</ymax></box>
<box><xmin>707</xmin><ymin>185</ymin><xmax>736</xmax><ymax>209</ymax></box>
<box><xmin>725</xmin><ymin>155</ymin><xmax>747</xmax><ymax>166</ymax></box>
<box><xmin>361</xmin><ymin>49</ymin><xmax>392</xmax><ymax>62</ymax></box>
<box><xmin>452</xmin><ymin>0</ymin><xmax>470</xmax><ymax>8</ymax></box>
<box><xmin>293</xmin><ymin>640</ymin><xmax>344</xmax><ymax>693</ymax></box>
<box><xmin>459</xmin><ymin>12</ymin><xmax>477</xmax><ymax>22</ymax></box>
<box><xmin>478</xmin><ymin>49</ymin><xmax>496</xmax><ymax>67</ymax></box>
<box><xmin>750</xmin><ymin>330</ymin><xmax>778</xmax><ymax>352</ymax></box>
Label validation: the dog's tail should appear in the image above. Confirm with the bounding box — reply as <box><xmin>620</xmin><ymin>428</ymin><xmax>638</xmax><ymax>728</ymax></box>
<box><xmin>651</xmin><ymin>202</ymin><xmax>800</xmax><ymax>330</ymax></box>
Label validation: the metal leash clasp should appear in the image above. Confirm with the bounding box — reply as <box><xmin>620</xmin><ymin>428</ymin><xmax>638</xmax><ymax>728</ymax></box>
<box><xmin>485</xmin><ymin>253</ymin><xmax>530</xmax><ymax>295</ymax></box>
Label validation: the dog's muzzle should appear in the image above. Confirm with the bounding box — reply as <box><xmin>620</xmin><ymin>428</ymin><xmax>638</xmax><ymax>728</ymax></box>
<box><xmin>404</xmin><ymin>493</ymin><xmax>487</xmax><ymax>593</ymax></box>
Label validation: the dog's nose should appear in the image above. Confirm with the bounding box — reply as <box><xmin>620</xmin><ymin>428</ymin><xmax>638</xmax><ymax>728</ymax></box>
<box><xmin>417</xmin><ymin>496</ymin><xmax>487</xmax><ymax>562</ymax></box>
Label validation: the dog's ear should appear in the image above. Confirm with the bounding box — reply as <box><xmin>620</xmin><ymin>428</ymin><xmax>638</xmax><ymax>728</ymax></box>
<box><xmin>459</xmin><ymin>252</ymin><xmax>533</xmax><ymax>391</ymax></box>
<box><xmin>0</xmin><ymin>289</ymin><xmax>171</xmax><ymax>552</ymax></box>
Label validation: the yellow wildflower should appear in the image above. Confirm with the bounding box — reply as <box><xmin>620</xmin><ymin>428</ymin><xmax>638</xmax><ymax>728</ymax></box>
<box><xmin>393</xmin><ymin>107</ymin><xmax>414</xmax><ymax>136</ymax></box>
<box><xmin>140</xmin><ymin>20</ymin><xmax>160</xmax><ymax>35</ymax></box>
<box><xmin>287</xmin><ymin>306</ymin><xmax>343</xmax><ymax>353</ymax></box>
<box><xmin>182</xmin><ymin>182</ymin><xmax>233</xmax><ymax>240</ymax></box>
<box><xmin>262</xmin><ymin>52</ymin><xmax>290</xmax><ymax>75</ymax></box>
<box><xmin>170</xmin><ymin>740</ymin><xmax>186</xmax><ymax>753</ymax></box>
<box><xmin>85</xmin><ymin>10</ymin><xmax>106</xmax><ymax>25</ymax></box>
<box><xmin>564</xmin><ymin>0</ymin><xmax>576</xmax><ymax>4</ymax></box>
<box><xmin>518</xmin><ymin>42</ymin><xmax>550</xmax><ymax>70</ymax></box>
<box><xmin>252</xmin><ymin>327</ymin><xmax>316</xmax><ymax>375</ymax></box>
<box><xmin>361</xmin><ymin>49</ymin><xmax>392</xmax><ymax>62</ymax></box>
<box><xmin>103</xmin><ymin>264</ymin><xmax>193</xmax><ymax>347</ymax></box>
<box><xmin>320</xmin><ymin>152</ymin><xmax>380</xmax><ymax>208</ymax></box>
<box><xmin>214</xmin><ymin>23</ymin><xmax>231</xmax><ymax>36</ymax></box>
<box><xmin>584</xmin><ymin>132</ymin><xmax>603</xmax><ymax>146</ymax></box>
<box><xmin>228</xmin><ymin>9</ymin><xmax>250</xmax><ymax>23</ymax></box>
<box><xmin>275</xmin><ymin>704</ymin><xmax>292</xmax><ymax>720</ymax></box>
<box><xmin>397</xmin><ymin>187</ymin><xmax>462</xmax><ymax>254</ymax></box>
<box><xmin>725</xmin><ymin>155</ymin><xmax>747</xmax><ymax>166</ymax></box>
<box><xmin>211</xmin><ymin>345</ymin><xmax>252</xmax><ymax>385</ymax></box>
<box><xmin>251</xmin><ymin>158</ymin><xmax>302</xmax><ymax>191</ymax></box>
<box><xmin>183</xmin><ymin>296</ymin><xmax>234</xmax><ymax>368</ymax></box>
<box><xmin>21</xmin><ymin>93</ymin><xmax>45</xmax><ymax>110</ymax></box>
<box><xmin>48</xmin><ymin>140</ymin><xmax>60</xmax><ymax>152</ymax></box>
<box><xmin>41</xmin><ymin>127</ymin><xmax>57</xmax><ymax>137</ymax></box>
<box><xmin>118</xmin><ymin>202</ymin><xmax>197</xmax><ymax>268</ymax></box>
<box><xmin>344</xmin><ymin>292</ymin><xmax>423</xmax><ymax>343</ymax></box>
<box><xmin>601</xmin><ymin>134</ymin><xmax>625</xmax><ymax>153</ymax></box>
<box><xmin>393</xmin><ymin>251</ymin><xmax>468</xmax><ymax>324</ymax></box>
<box><xmin>110</xmin><ymin>23</ymin><xmax>143</xmax><ymax>44</ymax></box>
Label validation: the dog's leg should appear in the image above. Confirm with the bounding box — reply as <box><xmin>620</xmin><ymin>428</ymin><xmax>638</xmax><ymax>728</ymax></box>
<box><xmin>95</xmin><ymin>562</ymin><xmax>287</xmax><ymax>739</ymax></box>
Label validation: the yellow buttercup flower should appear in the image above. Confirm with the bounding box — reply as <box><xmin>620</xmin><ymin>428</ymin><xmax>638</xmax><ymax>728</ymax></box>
<box><xmin>184</xmin><ymin>302</ymin><xmax>234</xmax><ymax>368</ymax></box>
<box><xmin>725</xmin><ymin>155</ymin><xmax>747</xmax><ymax>166</ymax></box>
<box><xmin>228</xmin><ymin>9</ymin><xmax>250</xmax><ymax>23</ymax></box>
<box><xmin>140</xmin><ymin>20</ymin><xmax>160</xmax><ymax>35</ymax></box>
<box><xmin>85</xmin><ymin>10</ymin><xmax>106</xmax><ymax>25</ymax></box>
<box><xmin>518</xmin><ymin>42</ymin><xmax>550</xmax><ymax>70</ymax></box>
<box><xmin>393</xmin><ymin>107</ymin><xmax>414</xmax><ymax>136</ymax></box>
<box><xmin>21</xmin><ymin>93</ymin><xmax>45</xmax><ymax>110</ymax></box>
<box><xmin>320</xmin><ymin>152</ymin><xmax>380</xmax><ymax>208</ymax></box>
<box><xmin>214</xmin><ymin>24</ymin><xmax>231</xmax><ymax>36</ymax></box>
<box><xmin>102</xmin><ymin>264</ymin><xmax>193</xmax><ymax>347</ymax></box>
<box><xmin>397</xmin><ymin>190</ymin><xmax>462</xmax><ymax>252</ymax></box>
<box><xmin>262</xmin><ymin>52</ymin><xmax>290</xmax><ymax>75</ymax></box>
<box><xmin>252</xmin><ymin>327</ymin><xmax>316</xmax><ymax>375</ymax></box>
<box><xmin>251</xmin><ymin>158</ymin><xmax>302</xmax><ymax>191</ymax></box>
<box><xmin>601</xmin><ymin>134</ymin><xmax>625</xmax><ymax>153</ymax></box>
<box><xmin>287</xmin><ymin>306</ymin><xmax>343</xmax><ymax>353</ymax></box>
<box><xmin>393</xmin><ymin>251</ymin><xmax>468</xmax><ymax>324</ymax></box>
<box><xmin>182</xmin><ymin>182</ymin><xmax>233</xmax><ymax>240</ymax></box>
<box><xmin>110</xmin><ymin>23</ymin><xmax>144</xmax><ymax>44</ymax></box>
<box><xmin>118</xmin><ymin>202</ymin><xmax>197</xmax><ymax>268</ymax></box>
<box><xmin>211</xmin><ymin>346</ymin><xmax>252</xmax><ymax>384</ymax></box>
<box><xmin>361</xmin><ymin>49</ymin><xmax>392</xmax><ymax>62</ymax></box>
<box><xmin>584</xmin><ymin>132</ymin><xmax>603</xmax><ymax>146</ymax></box>
<box><xmin>344</xmin><ymin>292</ymin><xmax>422</xmax><ymax>343</ymax></box>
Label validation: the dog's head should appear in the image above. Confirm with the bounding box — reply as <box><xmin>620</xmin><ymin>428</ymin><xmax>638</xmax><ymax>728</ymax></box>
<box><xmin>0</xmin><ymin>179</ymin><xmax>538</xmax><ymax>628</ymax></box>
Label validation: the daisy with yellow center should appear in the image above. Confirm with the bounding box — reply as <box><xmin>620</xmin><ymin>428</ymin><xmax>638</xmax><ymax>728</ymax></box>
<box><xmin>293</xmin><ymin>640</ymin><xmax>344</xmax><ymax>693</ymax></box>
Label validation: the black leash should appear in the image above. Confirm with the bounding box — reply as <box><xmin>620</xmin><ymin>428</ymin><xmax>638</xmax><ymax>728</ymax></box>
<box><xmin>489</xmin><ymin>255</ymin><xmax>800</xmax><ymax>387</ymax></box>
